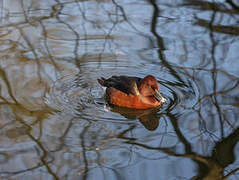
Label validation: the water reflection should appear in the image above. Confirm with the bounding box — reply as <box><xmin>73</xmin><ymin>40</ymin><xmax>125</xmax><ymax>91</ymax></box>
<box><xmin>126</xmin><ymin>123</ymin><xmax>239</xmax><ymax>179</ymax></box>
<box><xmin>109</xmin><ymin>106</ymin><xmax>160</xmax><ymax>131</ymax></box>
<box><xmin>0</xmin><ymin>0</ymin><xmax>239</xmax><ymax>179</ymax></box>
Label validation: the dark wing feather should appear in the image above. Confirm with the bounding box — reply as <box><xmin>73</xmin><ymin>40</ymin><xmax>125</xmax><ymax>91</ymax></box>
<box><xmin>98</xmin><ymin>76</ymin><xmax>141</xmax><ymax>95</ymax></box>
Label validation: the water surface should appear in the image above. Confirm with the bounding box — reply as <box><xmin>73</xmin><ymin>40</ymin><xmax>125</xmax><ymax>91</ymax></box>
<box><xmin>0</xmin><ymin>0</ymin><xmax>239</xmax><ymax>179</ymax></box>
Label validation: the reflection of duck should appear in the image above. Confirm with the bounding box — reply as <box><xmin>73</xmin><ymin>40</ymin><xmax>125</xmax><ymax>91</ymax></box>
<box><xmin>98</xmin><ymin>75</ymin><xmax>166</xmax><ymax>109</ymax></box>
<box><xmin>110</xmin><ymin>106</ymin><xmax>160</xmax><ymax>131</ymax></box>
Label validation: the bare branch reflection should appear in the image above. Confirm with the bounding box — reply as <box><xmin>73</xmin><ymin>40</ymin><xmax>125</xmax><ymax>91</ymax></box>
<box><xmin>0</xmin><ymin>0</ymin><xmax>238</xmax><ymax>179</ymax></box>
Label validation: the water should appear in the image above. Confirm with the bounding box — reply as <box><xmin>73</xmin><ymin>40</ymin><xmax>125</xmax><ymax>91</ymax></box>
<box><xmin>0</xmin><ymin>0</ymin><xmax>239</xmax><ymax>179</ymax></box>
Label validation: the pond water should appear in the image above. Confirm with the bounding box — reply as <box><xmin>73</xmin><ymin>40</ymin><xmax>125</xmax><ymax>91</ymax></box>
<box><xmin>0</xmin><ymin>0</ymin><xmax>239</xmax><ymax>179</ymax></box>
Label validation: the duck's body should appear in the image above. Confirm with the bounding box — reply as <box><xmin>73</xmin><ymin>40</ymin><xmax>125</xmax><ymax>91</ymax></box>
<box><xmin>98</xmin><ymin>75</ymin><xmax>166</xmax><ymax>109</ymax></box>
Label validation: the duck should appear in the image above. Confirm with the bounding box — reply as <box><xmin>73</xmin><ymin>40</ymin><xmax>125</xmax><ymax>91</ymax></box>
<box><xmin>97</xmin><ymin>75</ymin><xmax>166</xmax><ymax>109</ymax></box>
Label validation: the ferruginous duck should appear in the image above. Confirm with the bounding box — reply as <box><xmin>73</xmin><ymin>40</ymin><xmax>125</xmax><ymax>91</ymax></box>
<box><xmin>97</xmin><ymin>75</ymin><xmax>166</xmax><ymax>109</ymax></box>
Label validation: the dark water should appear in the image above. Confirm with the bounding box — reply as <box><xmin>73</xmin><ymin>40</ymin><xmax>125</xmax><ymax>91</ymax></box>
<box><xmin>0</xmin><ymin>0</ymin><xmax>239</xmax><ymax>179</ymax></box>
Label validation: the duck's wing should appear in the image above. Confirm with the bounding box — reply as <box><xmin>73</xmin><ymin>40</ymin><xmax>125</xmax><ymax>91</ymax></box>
<box><xmin>98</xmin><ymin>76</ymin><xmax>141</xmax><ymax>95</ymax></box>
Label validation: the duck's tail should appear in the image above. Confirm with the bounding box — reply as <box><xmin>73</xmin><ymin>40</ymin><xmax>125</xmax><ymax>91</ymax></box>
<box><xmin>97</xmin><ymin>77</ymin><xmax>106</xmax><ymax>86</ymax></box>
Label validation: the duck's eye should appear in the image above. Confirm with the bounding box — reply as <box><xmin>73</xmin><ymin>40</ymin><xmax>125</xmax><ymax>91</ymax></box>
<box><xmin>151</xmin><ymin>85</ymin><xmax>156</xmax><ymax>90</ymax></box>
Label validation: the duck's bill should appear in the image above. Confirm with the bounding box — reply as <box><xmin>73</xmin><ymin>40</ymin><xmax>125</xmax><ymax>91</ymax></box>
<box><xmin>154</xmin><ymin>89</ymin><xmax>166</xmax><ymax>103</ymax></box>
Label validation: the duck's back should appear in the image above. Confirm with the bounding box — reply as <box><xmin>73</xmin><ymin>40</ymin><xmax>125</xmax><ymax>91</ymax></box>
<box><xmin>98</xmin><ymin>75</ymin><xmax>141</xmax><ymax>95</ymax></box>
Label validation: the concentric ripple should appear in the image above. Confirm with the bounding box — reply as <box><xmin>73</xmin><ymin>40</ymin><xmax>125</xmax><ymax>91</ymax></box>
<box><xmin>45</xmin><ymin>74</ymin><xmax>96</xmax><ymax>114</ymax></box>
<box><xmin>45</xmin><ymin>64</ymin><xmax>199</xmax><ymax>125</ymax></box>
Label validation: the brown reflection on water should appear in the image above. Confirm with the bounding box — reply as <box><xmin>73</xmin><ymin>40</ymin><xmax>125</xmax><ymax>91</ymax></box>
<box><xmin>0</xmin><ymin>0</ymin><xmax>239</xmax><ymax>180</ymax></box>
<box><xmin>110</xmin><ymin>106</ymin><xmax>160</xmax><ymax>131</ymax></box>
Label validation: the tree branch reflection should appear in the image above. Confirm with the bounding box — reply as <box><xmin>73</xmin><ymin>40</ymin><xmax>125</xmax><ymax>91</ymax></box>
<box><xmin>0</xmin><ymin>0</ymin><xmax>238</xmax><ymax>179</ymax></box>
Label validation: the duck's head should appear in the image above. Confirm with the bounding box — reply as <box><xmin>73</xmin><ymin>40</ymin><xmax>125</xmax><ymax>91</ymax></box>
<box><xmin>139</xmin><ymin>75</ymin><xmax>166</xmax><ymax>103</ymax></box>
